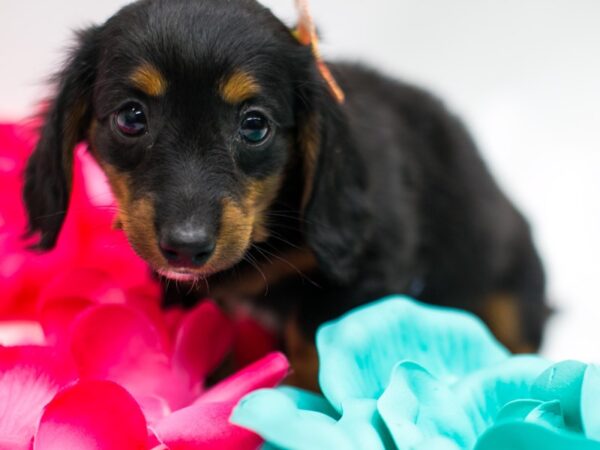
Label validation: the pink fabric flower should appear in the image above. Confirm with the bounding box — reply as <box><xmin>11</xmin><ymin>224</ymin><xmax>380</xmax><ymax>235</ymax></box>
<box><xmin>0</xmin><ymin>122</ymin><xmax>288</xmax><ymax>449</ymax></box>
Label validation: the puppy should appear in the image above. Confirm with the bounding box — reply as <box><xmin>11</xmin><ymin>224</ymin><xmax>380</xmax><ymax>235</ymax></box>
<box><xmin>23</xmin><ymin>0</ymin><xmax>547</xmax><ymax>384</ymax></box>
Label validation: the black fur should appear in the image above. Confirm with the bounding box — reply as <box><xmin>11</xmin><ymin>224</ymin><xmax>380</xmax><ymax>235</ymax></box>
<box><xmin>23</xmin><ymin>0</ymin><xmax>547</xmax><ymax>349</ymax></box>
<box><xmin>24</xmin><ymin>27</ymin><xmax>99</xmax><ymax>249</ymax></box>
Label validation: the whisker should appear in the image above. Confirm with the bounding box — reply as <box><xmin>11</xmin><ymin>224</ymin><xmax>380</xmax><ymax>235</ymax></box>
<box><xmin>202</xmin><ymin>275</ymin><xmax>210</xmax><ymax>295</ymax></box>
<box><xmin>254</xmin><ymin>243</ymin><xmax>320</xmax><ymax>289</ymax></box>
<box><xmin>262</xmin><ymin>232</ymin><xmax>301</xmax><ymax>250</ymax></box>
<box><xmin>243</xmin><ymin>252</ymin><xmax>269</xmax><ymax>296</ymax></box>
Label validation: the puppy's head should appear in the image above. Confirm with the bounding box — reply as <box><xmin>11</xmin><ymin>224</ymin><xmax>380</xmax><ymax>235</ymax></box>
<box><xmin>24</xmin><ymin>0</ymin><xmax>369</xmax><ymax>283</ymax></box>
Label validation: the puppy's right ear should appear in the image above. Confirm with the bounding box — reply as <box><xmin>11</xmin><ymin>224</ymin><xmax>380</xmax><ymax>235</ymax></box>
<box><xmin>23</xmin><ymin>26</ymin><xmax>100</xmax><ymax>249</ymax></box>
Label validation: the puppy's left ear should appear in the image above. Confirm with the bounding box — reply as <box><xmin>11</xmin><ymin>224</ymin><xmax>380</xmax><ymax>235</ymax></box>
<box><xmin>23</xmin><ymin>26</ymin><xmax>100</xmax><ymax>249</ymax></box>
<box><xmin>297</xmin><ymin>72</ymin><xmax>371</xmax><ymax>284</ymax></box>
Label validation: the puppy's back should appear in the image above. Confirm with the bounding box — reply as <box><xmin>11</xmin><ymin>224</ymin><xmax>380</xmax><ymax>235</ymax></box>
<box><xmin>328</xmin><ymin>62</ymin><xmax>547</xmax><ymax>351</ymax></box>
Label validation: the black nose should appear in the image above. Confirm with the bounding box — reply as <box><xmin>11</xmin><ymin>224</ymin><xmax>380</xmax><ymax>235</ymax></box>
<box><xmin>159</xmin><ymin>225</ymin><xmax>216</xmax><ymax>268</ymax></box>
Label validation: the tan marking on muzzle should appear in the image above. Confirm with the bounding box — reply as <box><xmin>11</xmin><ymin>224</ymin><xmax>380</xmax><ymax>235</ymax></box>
<box><xmin>248</xmin><ymin>175</ymin><xmax>283</xmax><ymax>243</ymax></box>
<box><xmin>101</xmin><ymin>164</ymin><xmax>166</xmax><ymax>268</ymax></box>
<box><xmin>208</xmin><ymin>175</ymin><xmax>282</xmax><ymax>271</ymax></box>
<box><xmin>129</xmin><ymin>63</ymin><xmax>167</xmax><ymax>96</ymax></box>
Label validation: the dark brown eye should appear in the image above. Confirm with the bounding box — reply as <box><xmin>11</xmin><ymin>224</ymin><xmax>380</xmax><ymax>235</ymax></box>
<box><xmin>240</xmin><ymin>111</ymin><xmax>269</xmax><ymax>144</ymax></box>
<box><xmin>114</xmin><ymin>103</ymin><xmax>147</xmax><ymax>136</ymax></box>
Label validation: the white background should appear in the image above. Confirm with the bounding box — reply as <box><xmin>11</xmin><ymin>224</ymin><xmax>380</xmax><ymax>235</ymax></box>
<box><xmin>0</xmin><ymin>0</ymin><xmax>599</xmax><ymax>361</ymax></box>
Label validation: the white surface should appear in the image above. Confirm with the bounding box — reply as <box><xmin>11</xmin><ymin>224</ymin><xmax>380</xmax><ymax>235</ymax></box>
<box><xmin>1</xmin><ymin>0</ymin><xmax>599</xmax><ymax>361</ymax></box>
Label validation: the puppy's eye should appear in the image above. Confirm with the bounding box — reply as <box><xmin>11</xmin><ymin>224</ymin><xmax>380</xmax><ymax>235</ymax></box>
<box><xmin>240</xmin><ymin>111</ymin><xmax>269</xmax><ymax>144</ymax></box>
<box><xmin>114</xmin><ymin>103</ymin><xmax>147</xmax><ymax>136</ymax></box>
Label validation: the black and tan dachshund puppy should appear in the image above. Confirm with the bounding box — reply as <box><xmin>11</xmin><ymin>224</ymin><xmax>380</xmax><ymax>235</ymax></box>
<box><xmin>23</xmin><ymin>0</ymin><xmax>548</xmax><ymax>385</ymax></box>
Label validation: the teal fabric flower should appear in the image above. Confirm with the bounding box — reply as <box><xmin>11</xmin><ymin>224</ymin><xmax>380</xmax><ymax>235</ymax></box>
<box><xmin>316</xmin><ymin>297</ymin><xmax>510</xmax><ymax>411</ymax></box>
<box><xmin>231</xmin><ymin>295</ymin><xmax>600</xmax><ymax>449</ymax></box>
<box><xmin>474</xmin><ymin>361</ymin><xmax>600</xmax><ymax>450</ymax></box>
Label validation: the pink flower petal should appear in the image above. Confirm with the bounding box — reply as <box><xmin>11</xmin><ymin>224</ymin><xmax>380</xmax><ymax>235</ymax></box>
<box><xmin>59</xmin><ymin>146</ymin><xmax>115</xmax><ymax>241</ymax></box>
<box><xmin>37</xmin><ymin>268</ymin><xmax>127</xmax><ymax>308</ymax></box>
<box><xmin>76</xmin><ymin>146</ymin><xmax>114</xmax><ymax>210</ymax></box>
<box><xmin>69</xmin><ymin>304</ymin><xmax>192</xmax><ymax>408</ymax></box>
<box><xmin>0</xmin><ymin>122</ymin><xmax>37</xmax><ymax>237</ymax></box>
<box><xmin>37</xmin><ymin>269</ymin><xmax>124</xmax><ymax>346</ymax></box>
<box><xmin>0</xmin><ymin>321</ymin><xmax>45</xmax><ymax>346</ymax></box>
<box><xmin>0</xmin><ymin>243</ymin><xmax>28</xmax><ymax>317</ymax></box>
<box><xmin>162</xmin><ymin>307</ymin><xmax>185</xmax><ymax>341</ymax></box>
<box><xmin>0</xmin><ymin>205</ymin><xmax>76</xmax><ymax>318</ymax></box>
<box><xmin>172</xmin><ymin>301</ymin><xmax>235</xmax><ymax>386</ymax></box>
<box><xmin>0</xmin><ymin>365</ymin><xmax>59</xmax><ymax>449</ymax></box>
<box><xmin>153</xmin><ymin>401</ymin><xmax>261</xmax><ymax>450</ymax></box>
<box><xmin>39</xmin><ymin>298</ymin><xmax>94</xmax><ymax>348</ymax></box>
<box><xmin>0</xmin><ymin>122</ymin><xmax>36</xmax><ymax>175</ymax></box>
<box><xmin>0</xmin><ymin>236</ymin><xmax>67</xmax><ymax>319</ymax></box>
<box><xmin>123</xmin><ymin>285</ymin><xmax>170</xmax><ymax>352</ymax></box>
<box><xmin>69</xmin><ymin>304</ymin><xmax>170</xmax><ymax>390</ymax></box>
<box><xmin>37</xmin><ymin>268</ymin><xmax>165</xmax><ymax>350</ymax></box>
<box><xmin>78</xmin><ymin>232</ymin><xmax>154</xmax><ymax>289</ymax></box>
<box><xmin>34</xmin><ymin>380</ymin><xmax>148</xmax><ymax>450</ymax></box>
<box><xmin>153</xmin><ymin>352</ymin><xmax>288</xmax><ymax>449</ymax></box>
<box><xmin>0</xmin><ymin>346</ymin><xmax>75</xmax><ymax>386</ymax></box>
<box><xmin>136</xmin><ymin>394</ymin><xmax>172</xmax><ymax>426</ymax></box>
<box><xmin>0</xmin><ymin>345</ymin><xmax>74</xmax><ymax>449</ymax></box>
<box><xmin>198</xmin><ymin>352</ymin><xmax>289</xmax><ymax>405</ymax></box>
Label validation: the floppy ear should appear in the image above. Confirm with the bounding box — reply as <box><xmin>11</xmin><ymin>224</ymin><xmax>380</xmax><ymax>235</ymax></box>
<box><xmin>297</xmin><ymin>70</ymin><xmax>371</xmax><ymax>284</ymax></box>
<box><xmin>23</xmin><ymin>27</ymin><xmax>100</xmax><ymax>249</ymax></box>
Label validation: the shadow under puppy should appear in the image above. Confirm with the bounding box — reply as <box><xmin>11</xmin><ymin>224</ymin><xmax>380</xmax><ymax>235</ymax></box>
<box><xmin>23</xmin><ymin>0</ymin><xmax>548</xmax><ymax>389</ymax></box>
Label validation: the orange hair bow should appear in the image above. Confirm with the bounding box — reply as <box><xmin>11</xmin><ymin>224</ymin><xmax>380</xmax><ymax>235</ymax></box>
<box><xmin>292</xmin><ymin>0</ymin><xmax>345</xmax><ymax>103</ymax></box>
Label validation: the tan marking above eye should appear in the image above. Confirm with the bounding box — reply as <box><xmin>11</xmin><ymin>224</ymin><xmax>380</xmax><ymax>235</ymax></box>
<box><xmin>219</xmin><ymin>70</ymin><xmax>261</xmax><ymax>104</ymax></box>
<box><xmin>129</xmin><ymin>63</ymin><xmax>167</xmax><ymax>96</ymax></box>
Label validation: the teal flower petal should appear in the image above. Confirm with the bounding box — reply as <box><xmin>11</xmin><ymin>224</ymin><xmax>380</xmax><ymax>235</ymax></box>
<box><xmin>474</xmin><ymin>421</ymin><xmax>600</xmax><ymax>450</ymax></box>
<box><xmin>336</xmin><ymin>399</ymin><xmax>390</xmax><ymax>450</ymax></box>
<box><xmin>317</xmin><ymin>296</ymin><xmax>509</xmax><ymax>411</ymax></box>
<box><xmin>377</xmin><ymin>361</ymin><xmax>476</xmax><ymax>449</ymax></box>
<box><xmin>475</xmin><ymin>378</ymin><xmax>600</xmax><ymax>450</ymax></box>
<box><xmin>494</xmin><ymin>399</ymin><xmax>549</xmax><ymax>423</ymax></box>
<box><xmin>231</xmin><ymin>391</ymin><xmax>389</xmax><ymax>449</ymax></box>
<box><xmin>456</xmin><ymin>355</ymin><xmax>551</xmax><ymax>434</ymax></box>
<box><xmin>231</xmin><ymin>389</ymin><xmax>353</xmax><ymax>450</ymax></box>
<box><xmin>412</xmin><ymin>437</ymin><xmax>462</xmax><ymax>450</ymax></box>
<box><xmin>378</xmin><ymin>356</ymin><xmax>551</xmax><ymax>449</ymax></box>
<box><xmin>277</xmin><ymin>386</ymin><xmax>340</xmax><ymax>419</ymax></box>
<box><xmin>525</xmin><ymin>400</ymin><xmax>567</xmax><ymax>429</ymax></box>
<box><xmin>532</xmin><ymin>360</ymin><xmax>588</xmax><ymax>432</ymax></box>
<box><xmin>581</xmin><ymin>364</ymin><xmax>600</xmax><ymax>440</ymax></box>
<box><xmin>496</xmin><ymin>399</ymin><xmax>567</xmax><ymax>430</ymax></box>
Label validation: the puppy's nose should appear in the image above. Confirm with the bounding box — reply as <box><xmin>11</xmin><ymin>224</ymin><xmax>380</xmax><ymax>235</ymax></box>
<box><xmin>159</xmin><ymin>225</ymin><xmax>216</xmax><ymax>268</ymax></box>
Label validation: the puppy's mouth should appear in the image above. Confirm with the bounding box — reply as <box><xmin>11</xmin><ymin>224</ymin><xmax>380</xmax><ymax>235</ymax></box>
<box><xmin>156</xmin><ymin>267</ymin><xmax>211</xmax><ymax>282</ymax></box>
